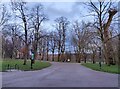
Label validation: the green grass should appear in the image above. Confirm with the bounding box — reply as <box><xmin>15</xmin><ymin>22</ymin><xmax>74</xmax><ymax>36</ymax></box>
<box><xmin>81</xmin><ymin>63</ymin><xmax>119</xmax><ymax>74</ymax></box>
<box><xmin>0</xmin><ymin>59</ymin><xmax>51</xmax><ymax>72</ymax></box>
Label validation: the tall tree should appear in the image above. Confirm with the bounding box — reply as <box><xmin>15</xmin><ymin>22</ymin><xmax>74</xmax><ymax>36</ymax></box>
<box><xmin>11</xmin><ymin>1</ymin><xmax>29</xmax><ymax>65</ymax></box>
<box><xmin>0</xmin><ymin>4</ymin><xmax>11</xmax><ymax>59</ymax></box>
<box><xmin>3</xmin><ymin>24</ymin><xmax>22</xmax><ymax>59</ymax></box>
<box><xmin>29</xmin><ymin>4</ymin><xmax>47</xmax><ymax>61</ymax></box>
<box><xmin>49</xmin><ymin>31</ymin><xmax>57</xmax><ymax>61</ymax></box>
<box><xmin>86</xmin><ymin>0</ymin><xmax>118</xmax><ymax>65</ymax></box>
<box><xmin>55</xmin><ymin>16</ymin><xmax>69</xmax><ymax>62</ymax></box>
<box><xmin>71</xmin><ymin>21</ymin><xmax>92</xmax><ymax>63</ymax></box>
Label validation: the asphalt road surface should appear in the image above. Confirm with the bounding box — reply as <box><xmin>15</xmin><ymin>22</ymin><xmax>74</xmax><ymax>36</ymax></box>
<box><xmin>2</xmin><ymin>62</ymin><xmax>118</xmax><ymax>87</ymax></box>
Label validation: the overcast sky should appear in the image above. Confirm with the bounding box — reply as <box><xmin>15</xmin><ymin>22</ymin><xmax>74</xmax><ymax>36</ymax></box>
<box><xmin>2</xmin><ymin>0</ymin><xmax>119</xmax><ymax>32</ymax></box>
<box><xmin>2</xmin><ymin>1</ymin><xmax>119</xmax><ymax>32</ymax></box>
<box><xmin>39</xmin><ymin>2</ymin><xmax>91</xmax><ymax>31</ymax></box>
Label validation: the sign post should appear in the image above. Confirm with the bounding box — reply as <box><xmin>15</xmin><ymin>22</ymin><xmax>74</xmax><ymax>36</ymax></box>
<box><xmin>31</xmin><ymin>50</ymin><xmax>34</xmax><ymax>69</ymax></box>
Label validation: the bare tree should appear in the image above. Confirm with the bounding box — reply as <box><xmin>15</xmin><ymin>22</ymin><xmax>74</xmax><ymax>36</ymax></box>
<box><xmin>71</xmin><ymin>21</ymin><xmax>92</xmax><ymax>63</ymax></box>
<box><xmin>2</xmin><ymin>24</ymin><xmax>23</xmax><ymax>59</ymax></box>
<box><xmin>44</xmin><ymin>34</ymin><xmax>50</xmax><ymax>61</ymax></box>
<box><xmin>55</xmin><ymin>16</ymin><xmax>69</xmax><ymax>62</ymax></box>
<box><xmin>11</xmin><ymin>1</ymin><xmax>29</xmax><ymax>65</ymax></box>
<box><xmin>86</xmin><ymin>0</ymin><xmax>118</xmax><ymax>65</ymax></box>
<box><xmin>0</xmin><ymin>4</ymin><xmax>10</xmax><ymax>59</ymax></box>
<box><xmin>0</xmin><ymin>5</ymin><xmax>10</xmax><ymax>27</ymax></box>
<box><xmin>29</xmin><ymin>4</ymin><xmax>47</xmax><ymax>61</ymax></box>
<box><xmin>39</xmin><ymin>36</ymin><xmax>46</xmax><ymax>60</ymax></box>
<box><xmin>49</xmin><ymin>31</ymin><xmax>57</xmax><ymax>61</ymax></box>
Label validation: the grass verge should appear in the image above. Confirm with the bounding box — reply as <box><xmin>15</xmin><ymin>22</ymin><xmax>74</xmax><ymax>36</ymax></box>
<box><xmin>0</xmin><ymin>59</ymin><xmax>51</xmax><ymax>72</ymax></box>
<box><xmin>81</xmin><ymin>63</ymin><xmax>119</xmax><ymax>74</ymax></box>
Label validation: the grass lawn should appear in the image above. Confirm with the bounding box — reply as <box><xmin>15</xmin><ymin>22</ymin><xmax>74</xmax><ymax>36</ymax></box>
<box><xmin>81</xmin><ymin>63</ymin><xmax>119</xmax><ymax>74</ymax></box>
<box><xmin>0</xmin><ymin>59</ymin><xmax>51</xmax><ymax>72</ymax></box>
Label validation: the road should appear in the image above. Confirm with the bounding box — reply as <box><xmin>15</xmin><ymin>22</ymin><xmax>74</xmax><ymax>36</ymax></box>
<box><xmin>2</xmin><ymin>62</ymin><xmax>118</xmax><ymax>87</ymax></box>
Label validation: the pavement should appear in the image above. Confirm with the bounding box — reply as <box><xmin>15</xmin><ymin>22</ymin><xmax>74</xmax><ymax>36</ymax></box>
<box><xmin>2</xmin><ymin>62</ymin><xmax>118</xmax><ymax>87</ymax></box>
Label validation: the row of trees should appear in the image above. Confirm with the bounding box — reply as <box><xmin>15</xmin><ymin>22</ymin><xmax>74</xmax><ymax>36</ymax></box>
<box><xmin>1</xmin><ymin>0</ymin><xmax>119</xmax><ymax>66</ymax></box>
<box><xmin>1</xmin><ymin>1</ymin><xmax>70</xmax><ymax>64</ymax></box>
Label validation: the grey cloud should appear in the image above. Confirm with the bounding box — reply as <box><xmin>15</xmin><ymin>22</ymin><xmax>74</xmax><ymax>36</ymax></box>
<box><xmin>43</xmin><ymin>2</ymin><xmax>84</xmax><ymax>21</ymax></box>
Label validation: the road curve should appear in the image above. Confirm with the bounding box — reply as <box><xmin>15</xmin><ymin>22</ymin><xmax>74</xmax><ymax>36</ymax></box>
<box><xmin>2</xmin><ymin>62</ymin><xmax>118</xmax><ymax>87</ymax></box>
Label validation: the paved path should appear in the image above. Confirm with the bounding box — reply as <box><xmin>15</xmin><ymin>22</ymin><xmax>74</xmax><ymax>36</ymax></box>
<box><xmin>2</xmin><ymin>62</ymin><xmax>118</xmax><ymax>87</ymax></box>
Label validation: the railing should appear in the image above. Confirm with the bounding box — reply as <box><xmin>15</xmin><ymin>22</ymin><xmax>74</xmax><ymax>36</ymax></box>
<box><xmin>5</xmin><ymin>64</ymin><xmax>19</xmax><ymax>71</ymax></box>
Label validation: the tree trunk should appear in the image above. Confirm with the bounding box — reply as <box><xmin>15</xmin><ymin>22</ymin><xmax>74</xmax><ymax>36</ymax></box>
<box><xmin>103</xmin><ymin>30</ymin><xmax>114</xmax><ymax>65</ymax></box>
<box><xmin>103</xmin><ymin>9</ymin><xmax>117</xmax><ymax>66</ymax></box>
<box><xmin>92</xmin><ymin>51</ymin><xmax>96</xmax><ymax>64</ymax></box>
<box><xmin>46</xmin><ymin>39</ymin><xmax>49</xmax><ymax>61</ymax></box>
<box><xmin>23</xmin><ymin>52</ymin><xmax>27</xmax><ymax>65</ymax></box>
<box><xmin>84</xmin><ymin>58</ymin><xmax>86</xmax><ymax>63</ymax></box>
<box><xmin>47</xmin><ymin>51</ymin><xmax>49</xmax><ymax>61</ymax></box>
<box><xmin>23</xmin><ymin>45</ymin><xmax>28</xmax><ymax>65</ymax></box>
<box><xmin>58</xmin><ymin>53</ymin><xmax>60</xmax><ymax>62</ymax></box>
<box><xmin>34</xmin><ymin>45</ymin><xmax>37</xmax><ymax>63</ymax></box>
<box><xmin>58</xmin><ymin>46</ymin><xmax>61</xmax><ymax>62</ymax></box>
<box><xmin>78</xmin><ymin>53</ymin><xmax>81</xmax><ymax>63</ymax></box>
<box><xmin>118</xmin><ymin>34</ymin><xmax>120</xmax><ymax>65</ymax></box>
<box><xmin>23</xmin><ymin>17</ymin><xmax>28</xmax><ymax>65</ymax></box>
<box><xmin>83</xmin><ymin>53</ymin><xmax>87</xmax><ymax>63</ymax></box>
<box><xmin>61</xmin><ymin>52</ymin><xmax>65</xmax><ymax>62</ymax></box>
<box><xmin>92</xmin><ymin>56</ymin><xmax>95</xmax><ymax>64</ymax></box>
<box><xmin>52</xmin><ymin>50</ymin><xmax>54</xmax><ymax>61</ymax></box>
